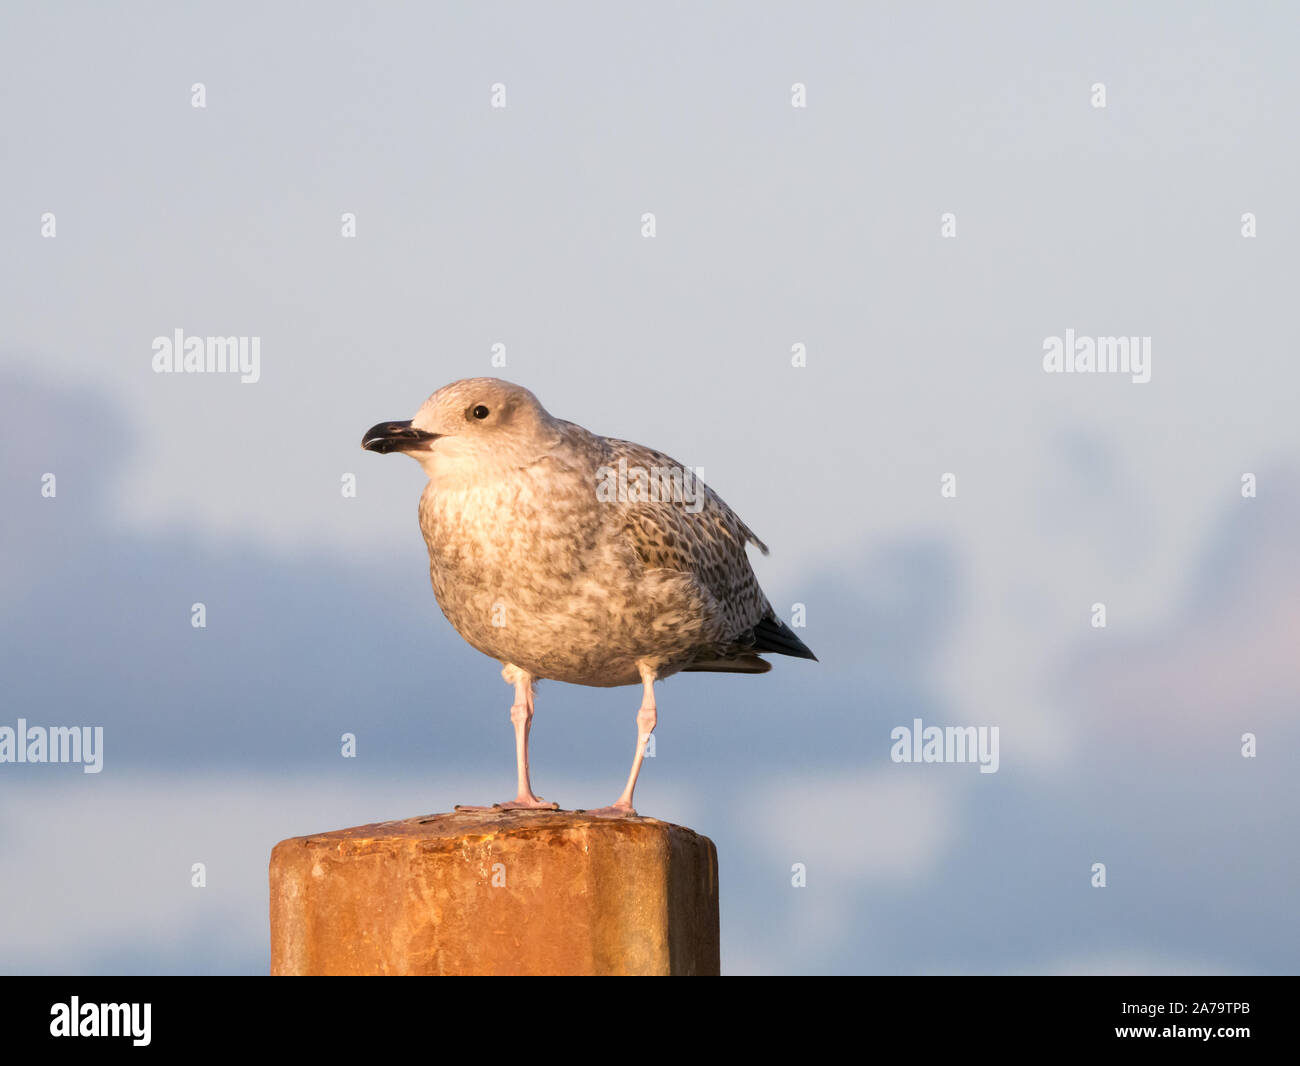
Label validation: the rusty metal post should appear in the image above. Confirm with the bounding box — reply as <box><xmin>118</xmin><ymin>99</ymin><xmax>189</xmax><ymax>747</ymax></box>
<box><xmin>270</xmin><ymin>810</ymin><xmax>720</xmax><ymax>975</ymax></box>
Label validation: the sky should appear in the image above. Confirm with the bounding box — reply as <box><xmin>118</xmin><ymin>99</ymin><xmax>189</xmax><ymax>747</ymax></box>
<box><xmin>1</xmin><ymin>1</ymin><xmax>1297</xmax><ymax>975</ymax></box>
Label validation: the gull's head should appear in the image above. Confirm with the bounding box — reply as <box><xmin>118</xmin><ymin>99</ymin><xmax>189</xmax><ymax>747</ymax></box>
<box><xmin>361</xmin><ymin>377</ymin><xmax>558</xmax><ymax>481</ymax></box>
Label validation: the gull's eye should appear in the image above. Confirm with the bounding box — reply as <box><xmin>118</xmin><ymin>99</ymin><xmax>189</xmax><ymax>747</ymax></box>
<box><xmin>471</xmin><ymin>404</ymin><xmax>490</xmax><ymax>420</ymax></box>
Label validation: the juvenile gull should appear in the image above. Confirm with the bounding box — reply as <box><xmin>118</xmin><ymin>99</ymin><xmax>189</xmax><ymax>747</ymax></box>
<box><xmin>362</xmin><ymin>378</ymin><xmax>816</xmax><ymax>816</ymax></box>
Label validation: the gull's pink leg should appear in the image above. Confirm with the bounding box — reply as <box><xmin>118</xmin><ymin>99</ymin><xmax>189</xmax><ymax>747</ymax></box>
<box><xmin>583</xmin><ymin>664</ymin><xmax>657</xmax><ymax>818</ymax></box>
<box><xmin>456</xmin><ymin>664</ymin><xmax>558</xmax><ymax>812</ymax></box>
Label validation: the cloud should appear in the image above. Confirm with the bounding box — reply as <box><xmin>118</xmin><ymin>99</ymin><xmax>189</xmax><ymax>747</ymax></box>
<box><xmin>745</xmin><ymin>771</ymin><xmax>958</xmax><ymax>883</ymax></box>
<box><xmin>1061</xmin><ymin>471</ymin><xmax>1300</xmax><ymax>747</ymax></box>
<box><xmin>1032</xmin><ymin>951</ymin><xmax>1240</xmax><ymax>977</ymax></box>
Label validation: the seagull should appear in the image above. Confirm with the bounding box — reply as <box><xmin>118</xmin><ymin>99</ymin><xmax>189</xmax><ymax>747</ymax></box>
<box><xmin>362</xmin><ymin>378</ymin><xmax>816</xmax><ymax>816</ymax></box>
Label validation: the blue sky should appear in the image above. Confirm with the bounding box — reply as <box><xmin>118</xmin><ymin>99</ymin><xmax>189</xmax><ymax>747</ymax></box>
<box><xmin>2</xmin><ymin>2</ymin><xmax>1297</xmax><ymax>974</ymax></box>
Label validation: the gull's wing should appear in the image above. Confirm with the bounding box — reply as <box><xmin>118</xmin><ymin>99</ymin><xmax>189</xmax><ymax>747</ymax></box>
<box><xmin>600</xmin><ymin>437</ymin><xmax>816</xmax><ymax>666</ymax></box>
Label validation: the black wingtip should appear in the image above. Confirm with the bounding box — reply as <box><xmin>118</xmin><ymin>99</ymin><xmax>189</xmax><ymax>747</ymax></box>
<box><xmin>752</xmin><ymin>615</ymin><xmax>818</xmax><ymax>661</ymax></box>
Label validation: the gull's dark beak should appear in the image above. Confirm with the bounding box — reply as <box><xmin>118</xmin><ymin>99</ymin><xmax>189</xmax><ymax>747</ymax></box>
<box><xmin>361</xmin><ymin>420</ymin><xmax>442</xmax><ymax>454</ymax></box>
